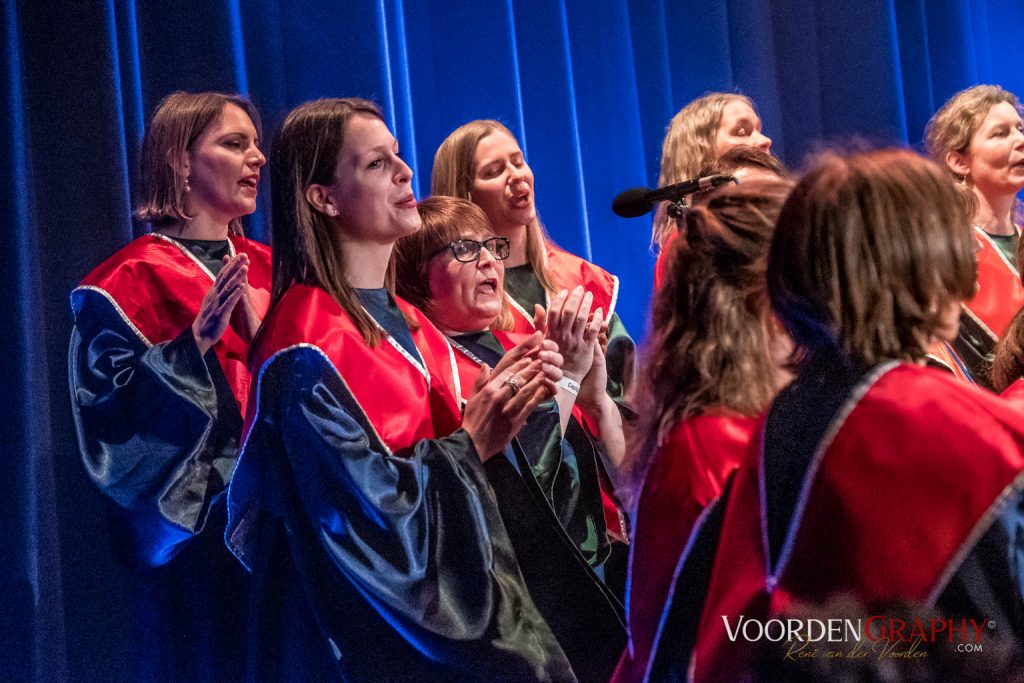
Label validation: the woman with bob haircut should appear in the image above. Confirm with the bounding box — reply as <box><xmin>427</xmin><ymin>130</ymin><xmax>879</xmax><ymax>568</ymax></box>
<box><xmin>651</xmin><ymin>93</ymin><xmax>773</xmax><ymax>288</ymax></box>
<box><xmin>679</xmin><ymin>149</ymin><xmax>1024</xmax><ymax>681</ymax></box>
<box><xmin>431</xmin><ymin>119</ymin><xmax>634</xmax><ymax>401</ymax></box>
<box><xmin>68</xmin><ymin>91</ymin><xmax>270</xmax><ymax>680</ymax></box>
<box><xmin>615</xmin><ymin>176</ymin><xmax>793</xmax><ymax>683</ymax></box>
<box><xmin>925</xmin><ymin>84</ymin><xmax>1024</xmax><ymax>387</ymax></box>
<box><xmin>394</xmin><ymin>194</ymin><xmax>628</xmax><ymax>681</ymax></box>
<box><xmin>225</xmin><ymin>98</ymin><xmax>576</xmax><ymax>682</ymax></box>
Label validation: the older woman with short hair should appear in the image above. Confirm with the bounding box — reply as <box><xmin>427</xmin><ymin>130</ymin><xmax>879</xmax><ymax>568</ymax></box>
<box><xmin>394</xmin><ymin>194</ymin><xmax>628</xmax><ymax>681</ymax></box>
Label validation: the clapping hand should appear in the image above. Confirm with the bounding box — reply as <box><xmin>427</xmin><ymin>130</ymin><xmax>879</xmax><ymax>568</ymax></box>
<box><xmin>461</xmin><ymin>332</ymin><xmax>564</xmax><ymax>461</ymax></box>
<box><xmin>192</xmin><ymin>254</ymin><xmax>251</xmax><ymax>355</ymax></box>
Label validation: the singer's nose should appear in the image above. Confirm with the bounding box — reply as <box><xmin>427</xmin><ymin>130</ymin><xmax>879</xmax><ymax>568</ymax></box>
<box><xmin>752</xmin><ymin>130</ymin><xmax>772</xmax><ymax>152</ymax></box>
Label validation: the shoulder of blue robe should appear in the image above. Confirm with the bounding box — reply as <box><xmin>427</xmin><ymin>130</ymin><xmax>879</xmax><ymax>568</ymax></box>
<box><xmin>68</xmin><ymin>286</ymin><xmax>241</xmax><ymax>566</ymax></box>
<box><xmin>225</xmin><ymin>343</ymin><xmax>577</xmax><ymax>682</ymax></box>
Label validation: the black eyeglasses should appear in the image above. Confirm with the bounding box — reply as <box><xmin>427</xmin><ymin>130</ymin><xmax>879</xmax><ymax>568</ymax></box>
<box><xmin>434</xmin><ymin>237</ymin><xmax>511</xmax><ymax>263</ymax></box>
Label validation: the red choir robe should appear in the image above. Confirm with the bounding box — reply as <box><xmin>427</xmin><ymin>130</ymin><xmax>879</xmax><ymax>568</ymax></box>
<box><xmin>226</xmin><ymin>284</ymin><xmax>574</xmax><ymax>682</ymax></box>
<box><xmin>68</xmin><ymin>232</ymin><xmax>271</xmax><ymax>682</ymax></box>
<box><xmin>966</xmin><ymin>227</ymin><xmax>1024</xmax><ymax>340</ymax></box>
<box><xmin>686</xmin><ymin>362</ymin><xmax>1024</xmax><ymax>682</ymax></box>
<box><xmin>499</xmin><ymin>244</ymin><xmax>630</xmax><ymax>542</ymax></box>
<box><xmin>240</xmin><ymin>284</ymin><xmax>462</xmax><ymax>447</ymax></box>
<box><xmin>507</xmin><ymin>243</ymin><xmax>621</xmax><ymax>334</ymax></box>
<box><xmin>652</xmin><ymin>230</ymin><xmax>679</xmax><ymax>291</ymax></box>
<box><xmin>614</xmin><ymin>413</ymin><xmax>757</xmax><ymax>683</ymax></box>
<box><xmin>76</xmin><ymin>232</ymin><xmax>271</xmax><ymax>416</ymax></box>
<box><xmin>942</xmin><ymin>227</ymin><xmax>1024</xmax><ymax>389</ymax></box>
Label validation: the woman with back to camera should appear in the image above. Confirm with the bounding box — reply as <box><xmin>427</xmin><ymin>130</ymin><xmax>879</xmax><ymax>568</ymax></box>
<box><xmin>925</xmin><ymin>85</ymin><xmax>1024</xmax><ymax>387</ymax></box>
<box><xmin>394</xmin><ymin>195</ymin><xmax>629</xmax><ymax>680</ymax></box>
<box><xmin>68</xmin><ymin>91</ymin><xmax>270</xmax><ymax>680</ymax></box>
<box><xmin>652</xmin><ymin>92</ymin><xmax>773</xmax><ymax>289</ymax></box>
<box><xmin>224</xmin><ymin>98</ymin><xmax>577</xmax><ymax>682</ymax></box>
<box><xmin>614</xmin><ymin>176</ymin><xmax>793</xmax><ymax>683</ymax></box>
<box><xmin>681</xmin><ymin>149</ymin><xmax>1024</xmax><ymax>681</ymax></box>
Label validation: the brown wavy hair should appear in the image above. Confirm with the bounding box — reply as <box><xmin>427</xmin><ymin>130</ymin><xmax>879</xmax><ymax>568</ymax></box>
<box><xmin>431</xmin><ymin>120</ymin><xmax>557</xmax><ymax>296</ymax></box>
<box><xmin>769</xmin><ymin>149</ymin><xmax>977</xmax><ymax>366</ymax></box>
<box><xmin>393</xmin><ymin>195</ymin><xmax>513</xmax><ymax>331</ymax></box>
<box><xmin>267</xmin><ymin>97</ymin><xmax>389</xmax><ymax>345</ymax></box>
<box><xmin>137</xmin><ymin>91</ymin><xmax>262</xmax><ymax>234</ymax></box>
<box><xmin>633</xmin><ymin>177</ymin><xmax>793</xmax><ymax>467</ymax></box>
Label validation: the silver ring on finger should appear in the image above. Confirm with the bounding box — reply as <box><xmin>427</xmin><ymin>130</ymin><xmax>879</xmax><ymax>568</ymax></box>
<box><xmin>503</xmin><ymin>376</ymin><xmax>522</xmax><ymax>396</ymax></box>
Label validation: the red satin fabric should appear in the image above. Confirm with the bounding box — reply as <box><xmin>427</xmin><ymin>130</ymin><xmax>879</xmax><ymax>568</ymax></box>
<box><xmin>691</xmin><ymin>365</ymin><xmax>1024</xmax><ymax>681</ymax></box>
<box><xmin>652</xmin><ymin>230</ymin><xmax>679</xmax><ymax>292</ymax></box>
<box><xmin>77</xmin><ymin>233</ymin><xmax>271</xmax><ymax>416</ymax></box>
<box><xmin>508</xmin><ymin>243</ymin><xmax>620</xmax><ymax>332</ymax></box>
<box><xmin>246</xmin><ymin>284</ymin><xmax>461</xmax><ymax>454</ymax></box>
<box><xmin>1000</xmin><ymin>378</ymin><xmax>1024</xmax><ymax>408</ymax></box>
<box><xmin>966</xmin><ymin>228</ymin><xmax>1024</xmax><ymax>338</ymax></box>
<box><xmin>614</xmin><ymin>413</ymin><xmax>757</xmax><ymax>683</ymax></box>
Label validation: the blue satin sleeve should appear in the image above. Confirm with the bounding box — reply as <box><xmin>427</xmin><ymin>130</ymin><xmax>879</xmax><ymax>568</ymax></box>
<box><xmin>938</xmin><ymin>486</ymin><xmax>1024</xmax><ymax>651</ymax></box>
<box><xmin>225</xmin><ymin>345</ymin><xmax>575</xmax><ymax>682</ymax></box>
<box><xmin>68</xmin><ymin>288</ymin><xmax>241</xmax><ymax>566</ymax></box>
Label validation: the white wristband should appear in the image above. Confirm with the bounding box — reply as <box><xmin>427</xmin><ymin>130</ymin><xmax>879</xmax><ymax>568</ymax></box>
<box><xmin>556</xmin><ymin>377</ymin><xmax>580</xmax><ymax>396</ymax></box>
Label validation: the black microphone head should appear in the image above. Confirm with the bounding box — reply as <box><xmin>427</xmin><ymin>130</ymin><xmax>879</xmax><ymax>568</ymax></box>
<box><xmin>612</xmin><ymin>187</ymin><xmax>653</xmax><ymax>218</ymax></box>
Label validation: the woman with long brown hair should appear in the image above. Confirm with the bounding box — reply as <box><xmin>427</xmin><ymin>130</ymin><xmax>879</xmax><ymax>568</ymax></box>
<box><xmin>225</xmin><ymin>98</ymin><xmax>575</xmax><ymax>681</ymax></box>
<box><xmin>69</xmin><ymin>91</ymin><xmax>270</xmax><ymax>681</ymax></box>
<box><xmin>615</xmin><ymin>176</ymin><xmax>793</xmax><ymax>682</ymax></box>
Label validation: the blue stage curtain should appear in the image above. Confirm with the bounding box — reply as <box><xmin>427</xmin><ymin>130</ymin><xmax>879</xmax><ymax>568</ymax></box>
<box><xmin>3</xmin><ymin>1</ymin><xmax>1022</xmax><ymax>679</ymax></box>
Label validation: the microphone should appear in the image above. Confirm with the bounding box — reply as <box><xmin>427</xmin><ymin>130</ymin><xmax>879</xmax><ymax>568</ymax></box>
<box><xmin>611</xmin><ymin>174</ymin><xmax>737</xmax><ymax>218</ymax></box>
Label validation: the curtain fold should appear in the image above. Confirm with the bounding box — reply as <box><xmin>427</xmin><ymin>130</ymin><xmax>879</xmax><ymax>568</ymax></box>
<box><xmin>4</xmin><ymin>1</ymin><xmax>1023</xmax><ymax>678</ymax></box>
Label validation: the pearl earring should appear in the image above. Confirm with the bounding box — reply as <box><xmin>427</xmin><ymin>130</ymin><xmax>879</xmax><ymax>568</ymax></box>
<box><xmin>185</xmin><ymin>177</ymin><xmax>191</xmax><ymax>193</ymax></box>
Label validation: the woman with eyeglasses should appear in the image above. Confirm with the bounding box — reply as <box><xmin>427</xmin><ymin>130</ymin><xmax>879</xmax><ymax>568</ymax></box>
<box><xmin>432</xmin><ymin>122</ymin><xmax>634</xmax><ymax>583</ymax></box>
<box><xmin>431</xmin><ymin>120</ymin><xmax>634</xmax><ymax>401</ymax></box>
<box><xmin>394</xmin><ymin>195</ymin><xmax>627</xmax><ymax>681</ymax></box>
<box><xmin>225</xmin><ymin>98</ymin><xmax>576</xmax><ymax>681</ymax></box>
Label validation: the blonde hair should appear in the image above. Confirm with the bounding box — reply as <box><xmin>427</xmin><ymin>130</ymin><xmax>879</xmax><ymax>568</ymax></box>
<box><xmin>137</xmin><ymin>91</ymin><xmax>261</xmax><ymax>235</ymax></box>
<box><xmin>652</xmin><ymin>93</ymin><xmax>755</xmax><ymax>246</ymax></box>
<box><xmin>924</xmin><ymin>85</ymin><xmax>1024</xmax><ymax>222</ymax></box>
<box><xmin>431</xmin><ymin>120</ymin><xmax>556</xmax><ymax>296</ymax></box>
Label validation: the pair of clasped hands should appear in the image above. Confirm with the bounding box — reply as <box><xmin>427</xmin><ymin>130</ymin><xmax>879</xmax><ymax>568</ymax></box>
<box><xmin>463</xmin><ymin>285</ymin><xmax>608</xmax><ymax>461</ymax></box>
<box><xmin>191</xmin><ymin>254</ymin><xmax>261</xmax><ymax>356</ymax></box>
